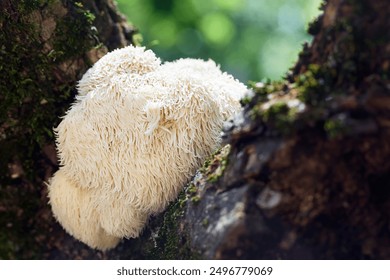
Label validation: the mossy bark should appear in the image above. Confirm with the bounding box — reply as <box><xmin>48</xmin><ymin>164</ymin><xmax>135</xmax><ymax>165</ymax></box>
<box><xmin>182</xmin><ymin>0</ymin><xmax>390</xmax><ymax>259</ymax></box>
<box><xmin>0</xmin><ymin>0</ymin><xmax>138</xmax><ymax>259</ymax></box>
<box><xmin>120</xmin><ymin>0</ymin><xmax>389</xmax><ymax>260</ymax></box>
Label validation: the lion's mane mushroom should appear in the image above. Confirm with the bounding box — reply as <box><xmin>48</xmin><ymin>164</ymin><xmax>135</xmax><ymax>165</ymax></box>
<box><xmin>48</xmin><ymin>46</ymin><xmax>247</xmax><ymax>250</ymax></box>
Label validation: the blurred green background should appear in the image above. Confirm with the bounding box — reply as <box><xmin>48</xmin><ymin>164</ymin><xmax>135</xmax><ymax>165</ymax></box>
<box><xmin>116</xmin><ymin>0</ymin><xmax>322</xmax><ymax>83</ymax></box>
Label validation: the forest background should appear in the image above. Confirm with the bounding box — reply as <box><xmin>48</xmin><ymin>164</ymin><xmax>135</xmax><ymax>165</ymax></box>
<box><xmin>116</xmin><ymin>0</ymin><xmax>322</xmax><ymax>82</ymax></box>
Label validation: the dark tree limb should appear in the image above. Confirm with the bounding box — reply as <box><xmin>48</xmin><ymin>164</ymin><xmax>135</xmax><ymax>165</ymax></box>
<box><xmin>0</xmin><ymin>0</ymin><xmax>137</xmax><ymax>259</ymax></box>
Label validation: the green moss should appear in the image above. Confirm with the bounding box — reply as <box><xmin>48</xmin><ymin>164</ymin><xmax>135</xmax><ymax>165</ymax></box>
<box><xmin>249</xmin><ymin>80</ymin><xmax>291</xmax><ymax>114</ymax></box>
<box><xmin>264</xmin><ymin>102</ymin><xmax>300</xmax><ymax>134</ymax></box>
<box><xmin>187</xmin><ymin>183</ymin><xmax>198</xmax><ymax>195</ymax></box>
<box><xmin>149</xmin><ymin>190</ymin><xmax>199</xmax><ymax>259</ymax></box>
<box><xmin>240</xmin><ymin>95</ymin><xmax>252</xmax><ymax>106</ymax></box>
<box><xmin>245</xmin><ymin>80</ymin><xmax>289</xmax><ymax>106</ymax></box>
<box><xmin>324</xmin><ymin>119</ymin><xmax>347</xmax><ymax>139</ymax></box>
<box><xmin>201</xmin><ymin>218</ymin><xmax>209</xmax><ymax>227</ymax></box>
<box><xmin>190</xmin><ymin>195</ymin><xmax>201</xmax><ymax>204</ymax></box>
<box><xmin>253</xmin><ymin>80</ymin><xmax>286</xmax><ymax>96</ymax></box>
<box><xmin>0</xmin><ymin>0</ymin><xmax>101</xmax><ymax>181</ymax></box>
<box><xmin>200</xmin><ymin>145</ymin><xmax>231</xmax><ymax>183</ymax></box>
<box><xmin>1</xmin><ymin>6</ymin><xmax>50</xmax><ymax>179</ymax></box>
<box><xmin>295</xmin><ymin>64</ymin><xmax>335</xmax><ymax>106</ymax></box>
<box><xmin>186</xmin><ymin>182</ymin><xmax>201</xmax><ymax>205</ymax></box>
<box><xmin>0</xmin><ymin>0</ymin><xmax>108</xmax><ymax>259</ymax></box>
<box><xmin>246</xmin><ymin>63</ymin><xmax>339</xmax><ymax>135</ymax></box>
<box><xmin>262</xmin><ymin>102</ymin><xmax>289</xmax><ymax>120</ymax></box>
<box><xmin>53</xmin><ymin>2</ymin><xmax>98</xmax><ymax>62</ymax></box>
<box><xmin>17</xmin><ymin>0</ymin><xmax>50</xmax><ymax>13</ymax></box>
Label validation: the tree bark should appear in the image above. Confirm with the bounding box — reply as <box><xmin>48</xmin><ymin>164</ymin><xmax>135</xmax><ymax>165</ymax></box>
<box><xmin>0</xmin><ymin>0</ymin><xmax>137</xmax><ymax>259</ymax></box>
<box><xmin>104</xmin><ymin>0</ymin><xmax>390</xmax><ymax>260</ymax></box>
<box><xmin>116</xmin><ymin>0</ymin><xmax>390</xmax><ymax>259</ymax></box>
<box><xmin>170</xmin><ymin>0</ymin><xmax>390</xmax><ymax>259</ymax></box>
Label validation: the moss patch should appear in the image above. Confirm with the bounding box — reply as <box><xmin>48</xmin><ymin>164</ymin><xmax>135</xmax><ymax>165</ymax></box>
<box><xmin>53</xmin><ymin>1</ymin><xmax>98</xmax><ymax>62</ymax></box>
<box><xmin>0</xmin><ymin>0</ymin><xmax>100</xmax><ymax>181</ymax></box>
<box><xmin>324</xmin><ymin>118</ymin><xmax>348</xmax><ymax>139</ymax></box>
<box><xmin>200</xmin><ymin>144</ymin><xmax>231</xmax><ymax>183</ymax></box>
<box><xmin>0</xmin><ymin>0</ymin><xmax>105</xmax><ymax>259</ymax></box>
<box><xmin>148</xmin><ymin>190</ymin><xmax>199</xmax><ymax>259</ymax></box>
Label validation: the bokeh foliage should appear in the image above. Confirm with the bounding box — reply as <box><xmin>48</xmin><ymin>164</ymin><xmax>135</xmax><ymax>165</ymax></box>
<box><xmin>116</xmin><ymin>0</ymin><xmax>322</xmax><ymax>82</ymax></box>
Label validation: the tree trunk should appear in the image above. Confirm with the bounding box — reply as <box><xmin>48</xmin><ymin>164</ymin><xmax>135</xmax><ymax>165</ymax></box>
<box><xmin>101</xmin><ymin>0</ymin><xmax>390</xmax><ymax>260</ymax></box>
<box><xmin>168</xmin><ymin>0</ymin><xmax>390</xmax><ymax>259</ymax></box>
<box><xmin>0</xmin><ymin>0</ymin><xmax>137</xmax><ymax>259</ymax></box>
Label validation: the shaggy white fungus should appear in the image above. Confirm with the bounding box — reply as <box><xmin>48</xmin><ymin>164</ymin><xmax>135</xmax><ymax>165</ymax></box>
<box><xmin>48</xmin><ymin>46</ymin><xmax>247</xmax><ymax>250</ymax></box>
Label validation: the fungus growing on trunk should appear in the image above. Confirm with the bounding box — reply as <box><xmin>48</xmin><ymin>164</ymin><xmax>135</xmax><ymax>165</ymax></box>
<box><xmin>48</xmin><ymin>46</ymin><xmax>246</xmax><ymax>250</ymax></box>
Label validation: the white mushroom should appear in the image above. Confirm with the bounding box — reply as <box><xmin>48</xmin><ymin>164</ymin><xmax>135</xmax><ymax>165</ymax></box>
<box><xmin>48</xmin><ymin>46</ymin><xmax>247</xmax><ymax>250</ymax></box>
<box><xmin>49</xmin><ymin>170</ymin><xmax>121</xmax><ymax>250</ymax></box>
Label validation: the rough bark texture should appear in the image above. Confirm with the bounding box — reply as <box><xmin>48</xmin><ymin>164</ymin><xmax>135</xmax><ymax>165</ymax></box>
<box><xmin>0</xmin><ymin>0</ymin><xmax>137</xmax><ymax>259</ymax></box>
<box><xmin>171</xmin><ymin>0</ymin><xmax>390</xmax><ymax>259</ymax></box>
